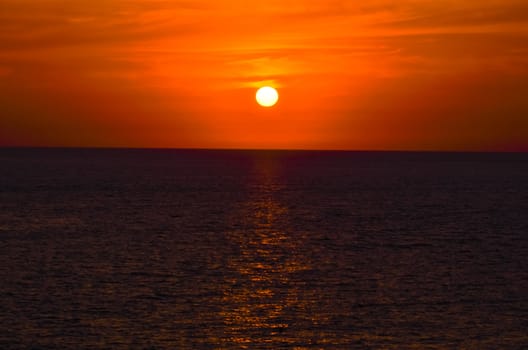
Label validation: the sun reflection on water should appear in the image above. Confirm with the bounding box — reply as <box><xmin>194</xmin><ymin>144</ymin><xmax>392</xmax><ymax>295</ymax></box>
<box><xmin>217</xmin><ymin>154</ymin><xmax>313</xmax><ymax>348</ymax></box>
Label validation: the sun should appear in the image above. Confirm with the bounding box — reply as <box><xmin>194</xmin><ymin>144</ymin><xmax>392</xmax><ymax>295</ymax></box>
<box><xmin>256</xmin><ymin>86</ymin><xmax>279</xmax><ymax>107</ymax></box>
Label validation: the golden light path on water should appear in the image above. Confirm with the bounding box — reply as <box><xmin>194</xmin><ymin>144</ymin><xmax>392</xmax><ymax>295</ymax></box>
<box><xmin>219</xmin><ymin>156</ymin><xmax>312</xmax><ymax>347</ymax></box>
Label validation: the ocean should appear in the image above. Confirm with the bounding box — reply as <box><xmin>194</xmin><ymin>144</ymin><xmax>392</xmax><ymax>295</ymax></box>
<box><xmin>1</xmin><ymin>148</ymin><xmax>527</xmax><ymax>349</ymax></box>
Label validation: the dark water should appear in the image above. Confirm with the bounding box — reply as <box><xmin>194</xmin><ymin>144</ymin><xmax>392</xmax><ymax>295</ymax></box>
<box><xmin>1</xmin><ymin>148</ymin><xmax>527</xmax><ymax>349</ymax></box>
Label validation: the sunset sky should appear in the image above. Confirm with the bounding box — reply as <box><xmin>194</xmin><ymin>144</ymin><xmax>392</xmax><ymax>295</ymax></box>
<box><xmin>1</xmin><ymin>0</ymin><xmax>527</xmax><ymax>151</ymax></box>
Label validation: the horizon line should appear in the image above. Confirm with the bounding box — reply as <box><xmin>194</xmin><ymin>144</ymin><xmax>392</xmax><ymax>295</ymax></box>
<box><xmin>0</xmin><ymin>145</ymin><xmax>526</xmax><ymax>154</ymax></box>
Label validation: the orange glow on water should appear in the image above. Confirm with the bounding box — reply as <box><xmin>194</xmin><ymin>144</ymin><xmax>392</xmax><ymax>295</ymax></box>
<box><xmin>215</xmin><ymin>155</ymin><xmax>314</xmax><ymax>347</ymax></box>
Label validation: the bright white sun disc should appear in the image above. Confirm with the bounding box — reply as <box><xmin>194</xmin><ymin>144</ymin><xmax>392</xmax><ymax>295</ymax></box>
<box><xmin>256</xmin><ymin>86</ymin><xmax>279</xmax><ymax>107</ymax></box>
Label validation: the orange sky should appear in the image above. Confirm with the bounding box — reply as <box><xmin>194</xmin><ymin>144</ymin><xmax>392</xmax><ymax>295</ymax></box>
<box><xmin>1</xmin><ymin>0</ymin><xmax>527</xmax><ymax>151</ymax></box>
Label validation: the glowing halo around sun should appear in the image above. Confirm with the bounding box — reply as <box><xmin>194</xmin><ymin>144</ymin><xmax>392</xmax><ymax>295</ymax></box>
<box><xmin>256</xmin><ymin>86</ymin><xmax>279</xmax><ymax>107</ymax></box>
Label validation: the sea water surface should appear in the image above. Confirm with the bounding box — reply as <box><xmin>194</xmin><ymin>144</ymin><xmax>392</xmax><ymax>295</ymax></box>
<box><xmin>0</xmin><ymin>148</ymin><xmax>527</xmax><ymax>349</ymax></box>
